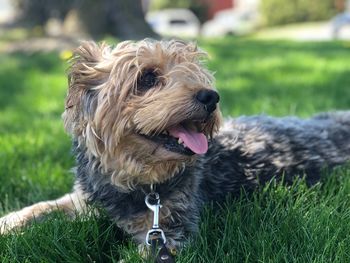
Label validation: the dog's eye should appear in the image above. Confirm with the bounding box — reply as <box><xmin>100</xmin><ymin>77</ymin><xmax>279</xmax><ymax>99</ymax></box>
<box><xmin>138</xmin><ymin>71</ymin><xmax>158</xmax><ymax>91</ymax></box>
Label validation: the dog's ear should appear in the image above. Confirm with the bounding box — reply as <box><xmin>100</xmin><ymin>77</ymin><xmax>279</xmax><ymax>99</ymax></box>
<box><xmin>63</xmin><ymin>41</ymin><xmax>109</xmax><ymax>136</ymax></box>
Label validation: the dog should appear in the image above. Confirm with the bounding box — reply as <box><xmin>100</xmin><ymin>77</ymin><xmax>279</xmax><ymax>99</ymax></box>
<box><xmin>1</xmin><ymin>39</ymin><xmax>350</xmax><ymax>257</ymax></box>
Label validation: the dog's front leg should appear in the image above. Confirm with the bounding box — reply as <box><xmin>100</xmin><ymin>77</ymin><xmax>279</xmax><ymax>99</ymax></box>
<box><xmin>0</xmin><ymin>190</ymin><xmax>86</xmax><ymax>234</ymax></box>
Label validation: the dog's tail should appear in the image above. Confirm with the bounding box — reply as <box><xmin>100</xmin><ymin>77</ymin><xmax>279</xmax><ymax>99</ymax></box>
<box><xmin>311</xmin><ymin>110</ymin><xmax>350</xmax><ymax>162</ymax></box>
<box><xmin>313</xmin><ymin>110</ymin><xmax>350</xmax><ymax>124</ymax></box>
<box><xmin>222</xmin><ymin>111</ymin><xmax>350</xmax><ymax>181</ymax></box>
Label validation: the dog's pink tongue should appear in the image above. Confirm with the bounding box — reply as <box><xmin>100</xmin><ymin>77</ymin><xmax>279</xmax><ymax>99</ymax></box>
<box><xmin>168</xmin><ymin>125</ymin><xmax>208</xmax><ymax>154</ymax></box>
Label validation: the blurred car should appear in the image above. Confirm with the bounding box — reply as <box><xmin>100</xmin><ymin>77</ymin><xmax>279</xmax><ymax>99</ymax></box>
<box><xmin>332</xmin><ymin>12</ymin><xmax>350</xmax><ymax>39</ymax></box>
<box><xmin>202</xmin><ymin>9</ymin><xmax>260</xmax><ymax>37</ymax></box>
<box><xmin>146</xmin><ymin>9</ymin><xmax>200</xmax><ymax>38</ymax></box>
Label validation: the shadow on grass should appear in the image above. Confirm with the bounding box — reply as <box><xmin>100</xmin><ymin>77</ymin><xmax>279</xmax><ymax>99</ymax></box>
<box><xmin>0</xmin><ymin>52</ymin><xmax>65</xmax><ymax>110</ymax></box>
<box><xmin>204</xmin><ymin>38</ymin><xmax>350</xmax><ymax>60</ymax></box>
<box><xmin>0</xmin><ymin>52</ymin><xmax>72</xmax><ymax>206</ymax></box>
<box><xmin>201</xmin><ymin>39</ymin><xmax>350</xmax><ymax>116</ymax></box>
<box><xmin>219</xmin><ymin>68</ymin><xmax>350</xmax><ymax>116</ymax></box>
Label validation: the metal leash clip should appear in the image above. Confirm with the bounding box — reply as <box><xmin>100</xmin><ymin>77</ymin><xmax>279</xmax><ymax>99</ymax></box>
<box><xmin>145</xmin><ymin>192</ymin><xmax>166</xmax><ymax>245</ymax></box>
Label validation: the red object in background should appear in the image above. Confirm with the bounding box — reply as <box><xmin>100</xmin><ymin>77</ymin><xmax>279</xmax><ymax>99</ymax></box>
<box><xmin>335</xmin><ymin>0</ymin><xmax>345</xmax><ymax>11</ymax></box>
<box><xmin>205</xmin><ymin>0</ymin><xmax>235</xmax><ymax>19</ymax></box>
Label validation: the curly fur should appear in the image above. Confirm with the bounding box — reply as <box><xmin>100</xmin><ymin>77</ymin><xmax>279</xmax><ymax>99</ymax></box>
<box><xmin>1</xmin><ymin>39</ymin><xmax>350</xmax><ymax>251</ymax></box>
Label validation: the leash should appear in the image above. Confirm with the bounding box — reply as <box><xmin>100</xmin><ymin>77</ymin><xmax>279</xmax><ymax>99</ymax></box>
<box><xmin>145</xmin><ymin>185</ymin><xmax>175</xmax><ymax>263</ymax></box>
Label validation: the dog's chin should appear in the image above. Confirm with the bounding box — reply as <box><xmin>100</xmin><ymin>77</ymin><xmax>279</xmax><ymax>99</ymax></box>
<box><xmin>110</xmin><ymin>133</ymin><xmax>195</xmax><ymax>186</ymax></box>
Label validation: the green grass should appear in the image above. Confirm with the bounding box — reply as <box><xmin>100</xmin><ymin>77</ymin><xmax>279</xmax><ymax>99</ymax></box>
<box><xmin>0</xmin><ymin>38</ymin><xmax>350</xmax><ymax>262</ymax></box>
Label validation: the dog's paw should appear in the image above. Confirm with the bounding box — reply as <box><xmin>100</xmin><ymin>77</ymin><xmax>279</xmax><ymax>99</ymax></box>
<box><xmin>0</xmin><ymin>205</ymin><xmax>40</xmax><ymax>234</ymax></box>
<box><xmin>0</xmin><ymin>211</ymin><xmax>28</xmax><ymax>234</ymax></box>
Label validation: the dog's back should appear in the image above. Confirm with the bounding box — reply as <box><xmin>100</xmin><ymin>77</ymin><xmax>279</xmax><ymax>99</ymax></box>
<box><xmin>199</xmin><ymin>111</ymin><xmax>350</xmax><ymax>201</ymax></box>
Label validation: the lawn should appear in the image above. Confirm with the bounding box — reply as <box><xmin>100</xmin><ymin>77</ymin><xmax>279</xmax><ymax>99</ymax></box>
<box><xmin>0</xmin><ymin>38</ymin><xmax>350</xmax><ymax>262</ymax></box>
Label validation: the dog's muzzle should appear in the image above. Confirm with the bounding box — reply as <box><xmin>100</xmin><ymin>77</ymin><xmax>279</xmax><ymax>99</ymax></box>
<box><xmin>195</xmin><ymin>89</ymin><xmax>220</xmax><ymax>114</ymax></box>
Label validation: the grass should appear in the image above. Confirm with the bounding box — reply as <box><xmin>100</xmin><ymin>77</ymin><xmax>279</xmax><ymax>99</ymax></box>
<box><xmin>0</xmin><ymin>38</ymin><xmax>350</xmax><ymax>262</ymax></box>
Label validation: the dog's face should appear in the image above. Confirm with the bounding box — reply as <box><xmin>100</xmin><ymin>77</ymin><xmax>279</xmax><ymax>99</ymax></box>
<box><xmin>63</xmin><ymin>40</ymin><xmax>222</xmax><ymax>189</ymax></box>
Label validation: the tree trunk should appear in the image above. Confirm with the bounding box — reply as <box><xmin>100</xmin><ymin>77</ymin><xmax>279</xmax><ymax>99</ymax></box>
<box><xmin>78</xmin><ymin>0</ymin><xmax>159</xmax><ymax>40</ymax></box>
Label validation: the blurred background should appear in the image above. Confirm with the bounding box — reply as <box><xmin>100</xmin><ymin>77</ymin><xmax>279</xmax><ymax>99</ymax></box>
<box><xmin>0</xmin><ymin>0</ymin><xmax>350</xmax><ymax>46</ymax></box>
<box><xmin>1</xmin><ymin>0</ymin><xmax>349</xmax><ymax>112</ymax></box>
<box><xmin>0</xmin><ymin>1</ymin><xmax>350</xmax><ymax>261</ymax></box>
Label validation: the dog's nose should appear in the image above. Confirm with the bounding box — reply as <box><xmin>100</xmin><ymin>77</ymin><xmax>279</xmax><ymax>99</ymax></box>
<box><xmin>195</xmin><ymin>89</ymin><xmax>220</xmax><ymax>113</ymax></box>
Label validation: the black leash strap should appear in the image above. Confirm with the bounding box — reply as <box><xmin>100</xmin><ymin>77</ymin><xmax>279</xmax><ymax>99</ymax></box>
<box><xmin>156</xmin><ymin>242</ymin><xmax>175</xmax><ymax>263</ymax></box>
<box><xmin>150</xmin><ymin>234</ymin><xmax>175</xmax><ymax>263</ymax></box>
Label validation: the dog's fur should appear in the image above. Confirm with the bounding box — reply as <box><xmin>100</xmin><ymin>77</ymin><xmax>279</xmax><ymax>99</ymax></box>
<box><xmin>1</xmin><ymin>39</ymin><xmax>350</xmax><ymax>251</ymax></box>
